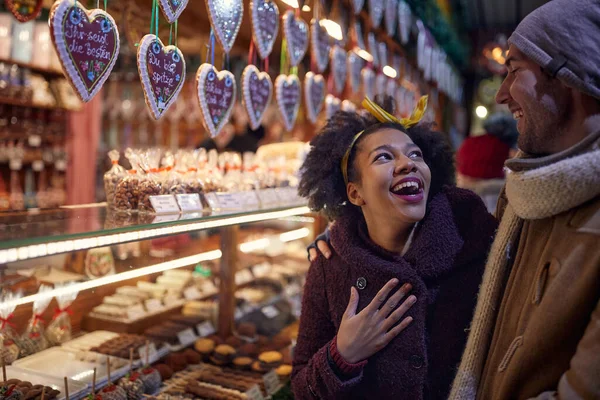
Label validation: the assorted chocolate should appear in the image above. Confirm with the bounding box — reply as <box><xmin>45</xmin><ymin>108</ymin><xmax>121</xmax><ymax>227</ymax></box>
<box><xmin>0</xmin><ymin>380</ymin><xmax>60</xmax><ymax>400</ymax></box>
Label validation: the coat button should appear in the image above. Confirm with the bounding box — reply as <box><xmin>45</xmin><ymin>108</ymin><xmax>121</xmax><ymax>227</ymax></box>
<box><xmin>356</xmin><ymin>277</ymin><xmax>367</xmax><ymax>290</ymax></box>
<box><xmin>410</xmin><ymin>355</ymin><xmax>424</xmax><ymax>369</ymax></box>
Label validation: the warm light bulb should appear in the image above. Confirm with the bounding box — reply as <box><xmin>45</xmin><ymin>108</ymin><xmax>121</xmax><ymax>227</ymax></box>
<box><xmin>320</xmin><ymin>19</ymin><xmax>343</xmax><ymax>41</ymax></box>
<box><xmin>281</xmin><ymin>0</ymin><xmax>299</xmax><ymax>8</ymax></box>
<box><xmin>354</xmin><ymin>47</ymin><xmax>373</xmax><ymax>62</ymax></box>
<box><xmin>302</xmin><ymin>4</ymin><xmax>311</xmax><ymax>11</ymax></box>
<box><xmin>476</xmin><ymin>105</ymin><xmax>488</xmax><ymax>119</ymax></box>
<box><xmin>382</xmin><ymin>65</ymin><xmax>397</xmax><ymax>79</ymax></box>
<box><xmin>492</xmin><ymin>47</ymin><xmax>503</xmax><ymax>59</ymax></box>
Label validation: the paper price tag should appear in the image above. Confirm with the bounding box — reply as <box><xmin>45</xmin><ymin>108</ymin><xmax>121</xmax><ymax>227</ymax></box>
<box><xmin>197</xmin><ymin>321</ymin><xmax>216</xmax><ymax>337</ymax></box>
<box><xmin>137</xmin><ymin>342</ymin><xmax>158</xmax><ymax>363</ymax></box>
<box><xmin>263</xmin><ymin>370</ymin><xmax>281</xmax><ymax>395</ymax></box>
<box><xmin>184</xmin><ymin>286</ymin><xmax>202</xmax><ymax>300</ymax></box>
<box><xmin>177</xmin><ymin>328</ymin><xmax>197</xmax><ymax>347</ymax></box>
<box><xmin>243</xmin><ymin>191</ymin><xmax>260</xmax><ymax>210</ymax></box>
<box><xmin>176</xmin><ymin>193</ymin><xmax>203</xmax><ymax>212</ymax></box>
<box><xmin>261</xmin><ymin>305</ymin><xmax>280</xmax><ymax>319</ymax></box>
<box><xmin>149</xmin><ymin>195</ymin><xmax>180</xmax><ymax>215</ymax></box>
<box><xmin>152</xmin><ymin>214</ymin><xmax>180</xmax><ymax>223</ymax></box>
<box><xmin>216</xmin><ymin>192</ymin><xmax>246</xmax><ymax>210</ymax></box>
<box><xmin>144</xmin><ymin>298</ymin><xmax>163</xmax><ymax>312</ymax></box>
<box><xmin>245</xmin><ymin>385</ymin><xmax>265</xmax><ymax>400</ymax></box>
<box><xmin>257</xmin><ymin>189</ymin><xmax>280</xmax><ymax>207</ymax></box>
<box><xmin>204</xmin><ymin>192</ymin><xmax>220</xmax><ymax>209</ymax></box>
<box><xmin>126</xmin><ymin>304</ymin><xmax>146</xmax><ymax>320</ymax></box>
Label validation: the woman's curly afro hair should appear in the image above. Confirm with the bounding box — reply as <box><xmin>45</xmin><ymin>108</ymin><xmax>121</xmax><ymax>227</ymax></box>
<box><xmin>298</xmin><ymin>95</ymin><xmax>456</xmax><ymax>221</ymax></box>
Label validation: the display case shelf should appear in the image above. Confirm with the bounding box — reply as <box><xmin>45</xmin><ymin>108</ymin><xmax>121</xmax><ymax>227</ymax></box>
<box><xmin>0</xmin><ymin>203</ymin><xmax>310</xmax><ymax>262</ymax></box>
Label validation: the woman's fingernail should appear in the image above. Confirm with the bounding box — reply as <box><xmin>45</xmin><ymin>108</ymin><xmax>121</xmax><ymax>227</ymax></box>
<box><xmin>325</xmin><ymin>252</ymin><xmax>331</xmax><ymax>259</ymax></box>
<box><xmin>392</xmin><ymin>278</ymin><xmax>399</xmax><ymax>284</ymax></box>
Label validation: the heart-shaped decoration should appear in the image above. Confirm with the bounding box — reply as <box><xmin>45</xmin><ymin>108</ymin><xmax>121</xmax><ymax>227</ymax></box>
<box><xmin>50</xmin><ymin>0</ymin><xmax>120</xmax><ymax>103</ymax></box>
<box><xmin>331</xmin><ymin>46</ymin><xmax>347</xmax><ymax>94</ymax></box>
<box><xmin>311</xmin><ymin>20</ymin><xmax>330</xmax><ymax>73</ymax></box>
<box><xmin>352</xmin><ymin>0</ymin><xmax>365</xmax><ymax>15</ymax></box>
<box><xmin>386</xmin><ymin>78</ymin><xmax>397</xmax><ymax>97</ymax></box>
<box><xmin>368</xmin><ymin>32</ymin><xmax>380</xmax><ymax>68</ymax></box>
<box><xmin>196</xmin><ymin>63</ymin><xmax>237</xmax><ymax>137</ymax></box>
<box><xmin>362</xmin><ymin>68</ymin><xmax>375</xmax><ymax>99</ymax></box>
<box><xmin>341</xmin><ymin>100</ymin><xmax>356</xmax><ymax>113</ymax></box>
<box><xmin>398</xmin><ymin>0</ymin><xmax>412</xmax><ymax>45</ymax></box>
<box><xmin>376</xmin><ymin>73</ymin><xmax>387</xmax><ymax>96</ymax></box>
<box><xmin>325</xmin><ymin>94</ymin><xmax>341</xmax><ymax>120</ymax></box>
<box><xmin>304</xmin><ymin>72</ymin><xmax>325</xmax><ymax>124</ymax></box>
<box><xmin>6</xmin><ymin>0</ymin><xmax>43</xmax><ymax>23</ymax></box>
<box><xmin>138</xmin><ymin>34</ymin><xmax>186</xmax><ymax>120</ymax></box>
<box><xmin>283</xmin><ymin>10</ymin><xmax>308</xmax><ymax>67</ymax></box>
<box><xmin>347</xmin><ymin>51</ymin><xmax>363</xmax><ymax>93</ymax></box>
<box><xmin>250</xmin><ymin>0</ymin><xmax>279</xmax><ymax>59</ymax></box>
<box><xmin>206</xmin><ymin>0</ymin><xmax>243</xmax><ymax>53</ymax></box>
<box><xmin>369</xmin><ymin>0</ymin><xmax>384</xmax><ymax>28</ymax></box>
<box><xmin>241</xmin><ymin>65</ymin><xmax>273</xmax><ymax>130</ymax></box>
<box><xmin>385</xmin><ymin>0</ymin><xmax>398</xmax><ymax>36</ymax></box>
<box><xmin>378</xmin><ymin>41</ymin><xmax>388</xmax><ymax>68</ymax></box>
<box><xmin>158</xmin><ymin>0</ymin><xmax>189</xmax><ymax>24</ymax></box>
<box><xmin>275</xmin><ymin>74</ymin><xmax>301</xmax><ymax>131</ymax></box>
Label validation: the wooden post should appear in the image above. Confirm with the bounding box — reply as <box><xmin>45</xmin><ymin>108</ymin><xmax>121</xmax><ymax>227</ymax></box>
<box><xmin>218</xmin><ymin>225</ymin><xmax>238</xmax><ymax>338</ymax></box>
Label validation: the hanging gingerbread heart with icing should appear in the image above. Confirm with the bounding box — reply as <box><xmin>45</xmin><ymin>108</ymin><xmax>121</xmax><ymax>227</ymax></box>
<box><xmin>352</xmin><ymin>0</ymin><xmax>365</xmax><ymax>15</ymax></box>
<box><xmin>376</xmin><ymin>73</ymin><xmax>387</xmax><ymax>96</ymax></box>
<box><xmin>311</xmin><ymin>19</ymin><xmax>330</xmax><ymax>73</ymax></box>
<box><xmin>196</xmin><ymin>64</ymin><xmax>237</xmax><ymax>137</ymax></box>
<box><xmin>159</xmin><ymin>0</ymin><xmax>189</xmax><ymax>24</ymax></box>
<box><xmin>251</xmin><ymin>0</ymin><xmax>279</xmax><ymax>59</ymax></box>
<box><xmin>347</xmin><ymin>51</ymin><xmax>363</xmax><ymax>93</ymax></box>
<box><xmin>304</xmin><ymin>72</ymin><xmax>325</xmax><ymax>124</ymax></box>
<box><xmin>137</xmin><ymin>34</ymin><xmax>186</xmax><ymax>120</ymax></box>
<box><xmin>275</xmin><ymin>74</ymin><xmax>301</xmax><ymax>132</ymax></box>
<box><xmin>398</xmin><ymin>0</ymin><xmax>412</xmax><ymax>45</ymax></box>
<box><xmin>6</xmin><ymin>0</ymin><xmax>43</xmax><ymax>23</ymax></box>
<box><xmin>385</xmin><ymin>0</ymin><xmax>398</xmax><ymax>36</ymax></box>
<box><xmin>369</xmin><ymin>0</ymin><xmax>384</xmax><ymax>28</ymax></box>
<box><xmin>49</xmin><ymin>0</ymin><xmax>120</xmax><ymax>102</ymax></box>
<box><xmin>206</xmin><ymin>0</ymin><xmax>243</xmax><ymax>53</ymax></box>
<box><xmin>242</xmin><ymin>65</ymin><xmax>273</xmax><ymax>131</ymax></box>
<box><xmin>283</xmin><ymin>10</ymin><xmax>308</xmax><ymax>67</ymax></box>
<box><xmin>331</xmin><ymin>46</ymin><xmax>347</xmax><ymax>94</ymax></box>
<box><xmin>325</xmin><ymin>94</ymin><xmax>341</xmax><ymax>119</ymax></box>
<box><xmin>362</xmin><ymin>68</ymin><xmax>375</xmax><ymax>99</ymax></box>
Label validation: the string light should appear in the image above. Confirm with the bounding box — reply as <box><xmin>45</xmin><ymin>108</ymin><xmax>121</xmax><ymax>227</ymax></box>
<box><xmin>320</xmin><ymin>19</ymin><xmax>343</xmax><ymax>41</ymax></box>
<box><xmin>382</xmin><ymin>65</ymin><xmax>397</xmax><ymax>79</ymax></box>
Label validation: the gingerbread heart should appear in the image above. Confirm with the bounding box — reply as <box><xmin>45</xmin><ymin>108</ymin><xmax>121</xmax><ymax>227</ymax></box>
<box><xmin>275</xmin><ymin>74</ymin><xmax>301</xmax><ymax>131</ymax></box>
<box><xmin>137</xmin><ymin>34</ymin><xmax>186</xmax><ymax>120</ymax></box>
<box><xmin>386</xmin><ymin>78</ymin><xmax>397</xmax><ymax>97</ymax></box>
<box><xmin>347</xmin><ymin>51</ymin><xmax>363</xmax><ymax>93</ymax></box>
<box><xmin>385</xmin><ymin>0</ymin><xmax>397</xmax><ymax>36</ymax></box>
<box><xmin>341</xmin><ymin>100</ymin><xmax>357</xmax><ymax>113</ymax></box>
<box><xmin>376</xmin><ymin>73</ymin><xmax>387</xmax><ymax>96</ymax></box>
<box><xmin>304</xmin><ymin>72</ymin><xmax>325</xmax><ymax>124</ymax></box>
<box><xmin>206</xmin><ymin>0</ymin><xmax>243</xmax><ymax>53</ymax></box>
<box><xmin>369</xmin><ymin>0</ymin><xmax>384</xmax><ymax>28</ymax></box>
<box><xmin>242</xmin><ymin>65</ymin><xmax>273</xmax><ymax>131</ymax></box>
<box><xmin>196</xmin><ymin>64</ymin><xmax>237</xmax><ymax>137</ymax></box>
<box><xmin>362</xmin><ymin>68</ymin><xmax>375</xmax><ymax>99</ymax></box>
<box><xmin>283</xmin><ymin>10</ymin><xmax>308</xmax><ymax>67</ymax></box>
<box><xmin>6</xmin><ymin>0</ymin><xmax>43</xmax><ymax>23</ymax></box>
<box><xmin>368</xmin><ymin>32</ymin><xmax>379</xmax><ymax>68</ymax></box>
<box><xmin>331</xmin><ymin>46</ymin><xmax>347</xmax><ymax>94</ymax></box>
<box><xmin>311</xmin><ymin>19</ymin><xmax>330</xmax><ymax>73</ymax></box>
<box><xmin>352</xmin><ymin>0</ymin><xmax>365</xmax><ymax>15</ymax></box>
<box><xmin>50</xmin><ymin>0</ymin><xmax>119</xmax><ymax>103</ymax></box>
<box><xmin>325</xmin><ymin>94</ymin><xmax>341</xmax><ymax>119</ymax></box>
<box><xmin>159</xmin><ymin>0</ymin><xmax>189</xmax><ymax>24</ymax></box>
<box><xmin>250</xmin><ymin>0</ymin><xmax>279</xmax><ymax>59</ymax></box>
<box><xmin>398</xmin><ymin>0</ymin><xmax>412</xmax><ymax>45</ymax></box>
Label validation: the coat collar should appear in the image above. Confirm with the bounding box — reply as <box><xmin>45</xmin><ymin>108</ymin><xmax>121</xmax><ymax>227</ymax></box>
<box><xmin>331</xmin><ymin>189</ymin><xmax>464</xmax><ymax>281</ymax></box>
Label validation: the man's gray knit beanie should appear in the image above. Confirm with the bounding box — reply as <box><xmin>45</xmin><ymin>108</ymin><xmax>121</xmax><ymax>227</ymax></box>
<box><xmin>508</xmin><ymin>0</ymin><xmax>600</xmax><ymax>100</ymax></box>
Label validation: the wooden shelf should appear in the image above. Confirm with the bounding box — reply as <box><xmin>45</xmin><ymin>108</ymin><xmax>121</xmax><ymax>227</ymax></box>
<box><xmin>0</xmin><ymin>58</ymin><xmax>64</xmax><ymax>77</ymax></box>
<box><xmin>0</xmin><ymin>95</ymin><xmax>75</xmax><ymax>111</ymax></box>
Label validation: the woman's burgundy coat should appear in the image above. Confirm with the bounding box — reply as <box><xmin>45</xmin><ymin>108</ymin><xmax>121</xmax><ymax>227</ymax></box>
<box><xmin>292</xmin><ymin>187</ymin><xmax>498</xmax><ymax>400</ymax></box>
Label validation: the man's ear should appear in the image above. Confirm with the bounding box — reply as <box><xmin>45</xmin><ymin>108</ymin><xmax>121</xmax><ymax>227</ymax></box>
<box><xmin>347</xmin><ymin>182</ymin><xmax>365</xmax><ymax>207</ymax></box>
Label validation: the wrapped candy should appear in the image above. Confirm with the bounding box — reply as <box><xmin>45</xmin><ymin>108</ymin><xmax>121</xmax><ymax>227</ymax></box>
<box><xmin>0</xmin><ymin>292</ymin><xmax>22</xmax><ymax>365</ymax></box>
<box><xmin>20</xmin><ymin>285</ymin><xmax>52</xmax><ymax>356</ymax></box>
<box><xmin>118</xmin><ymin>372</ymin><xmax>144</xmax><ymax>400</ymax></box>
<box><xmin>137</xmin><ymin>149</ymin><xmax>162</xmax><ymax>214</ymax></box>
<box><xmin>138</xmin><ymin>367</ymin><xmax>161</xmax><ymax>394</ymax></box>
<box><xmin>114</xmin><ymin>149</ymin><xmax>141</xmax><ymax>213</ymax></box>
<box><xmin>104</xmin><ymin>150</ymin><xmax>126</xmax><ymax>208</ymax></box>
<box><xmin>46</xmin><ymin>286</ymin><xmax>78</xmax><ymax>345</ymax></box>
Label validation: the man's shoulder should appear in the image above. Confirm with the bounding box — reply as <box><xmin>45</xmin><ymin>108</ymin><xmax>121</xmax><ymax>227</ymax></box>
<box><xmin>569</xmin><ymin>195</ymin><xmax>600</xmax><ymax>236</ymax></box>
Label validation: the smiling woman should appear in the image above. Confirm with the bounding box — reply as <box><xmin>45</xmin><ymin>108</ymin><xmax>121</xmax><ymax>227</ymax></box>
<box><xmin>292</xmin><ymin>96</ymin><xmax>498</xmax><ymax>400</ymax></box>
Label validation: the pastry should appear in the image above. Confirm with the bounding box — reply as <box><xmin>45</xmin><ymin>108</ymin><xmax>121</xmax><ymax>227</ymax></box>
<box><xmin>275</xmin><ymin>364</ymin><xmax>293</xmax><ymax>378</ymax></box>
<box><xmin>209</xmin><ymin>345</ymin><xmax>236</xmax><ymax>366</ymax></box>
<box><xmin>193</xmin><ymin>338</ymin><xmax>215</xmax><ymax>358</ymax></box>
<box><xmin>139</xmin><ymin>366</ymin><xmax>161</xmax><ymax>394</ymax></box>
<box><xmin>164</xmin><ymin>353</ymin><xmax>187</xmax><ymax>372</ymax></box>
<box><xmin>232</xmin><ymin>357</ymin><xmax>253</xmax><ymax>370</ymax></box>
<box><xmin>100</xmin><ymin>384</ymin><xmax>127</xmax><ymax>400</ymax></box>
<box><xmin>224</xmin><ymin>336</ymin><xmax>242</xmax><ymax>348</ymax></box>
<box><xmin>118</xmin><ymin>372</ymin><xmax>144</xmax><ymax>400</ymax></box>
<box><xmin>236</xmin><ymin>322</ymin><xmax>257</xmax><ymax>338</ymax></box>
<box><xmin>182</xmin><ymin>349</ymin><xmax>201</xmax><ymax>364</ymax></box>
<box><xmin>271</xmin><ymin>333</ymin><xmax>292</xmax><ymax>349</ymax></box>
<box><xmin>258</xmin><ymin>351</ymin><xmax>283</xmax><ymax>370</ymax></box>
<box><xmin>237</xmin><ymin>343</ymin><xmax>259</xmax><ymax>357</ymax></box>
<box><xmin>153</xmin><ymin>364</ymin><xmax>173</xmax><ymax>380</ymax></box>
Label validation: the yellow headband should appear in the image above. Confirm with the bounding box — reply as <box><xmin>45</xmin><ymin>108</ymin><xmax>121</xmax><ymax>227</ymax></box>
<box><xmin>341</xmin><ymin>95</ymin><xmax>429</xmax><ymax>185</ymax></box>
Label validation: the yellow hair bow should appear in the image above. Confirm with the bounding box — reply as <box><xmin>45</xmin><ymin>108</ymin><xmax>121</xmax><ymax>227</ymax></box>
<box><xmin>341</xmin><ymin>95</ymin><xmax>429</xmax><ymax>185</ymax></box>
